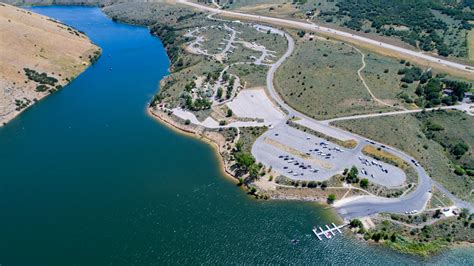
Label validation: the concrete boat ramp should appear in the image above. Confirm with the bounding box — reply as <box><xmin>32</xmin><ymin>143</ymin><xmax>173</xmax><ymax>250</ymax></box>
<box><xmin>312</xmin><ymin>223</ymin><xmax>346</xmax><ymax>240</ymax></box>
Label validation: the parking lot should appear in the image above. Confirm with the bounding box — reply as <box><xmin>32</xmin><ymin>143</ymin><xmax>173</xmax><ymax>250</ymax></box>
<box><xmin>252</xmin><ymin>124</ymin><xmax>406</xmax><ymax>187</ymax></box>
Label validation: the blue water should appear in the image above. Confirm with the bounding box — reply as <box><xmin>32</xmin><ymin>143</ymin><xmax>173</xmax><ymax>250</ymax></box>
<box><xmin>0</xmin><ymin>6</ymin><xmax>472</xmax><ymax>265</ymax></box>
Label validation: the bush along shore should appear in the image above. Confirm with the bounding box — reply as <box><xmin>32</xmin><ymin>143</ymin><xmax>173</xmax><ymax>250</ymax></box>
<box><xmin>348</xmin><ymin>207</ymin><xmax>474</xmax><ymax>257</ymax></box>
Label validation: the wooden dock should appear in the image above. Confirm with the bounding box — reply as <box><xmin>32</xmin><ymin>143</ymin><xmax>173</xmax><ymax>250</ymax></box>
<box><xmin>312</xmin><ymin>223</ymin><xmax>346</xmax><ymax>240</ymax></box>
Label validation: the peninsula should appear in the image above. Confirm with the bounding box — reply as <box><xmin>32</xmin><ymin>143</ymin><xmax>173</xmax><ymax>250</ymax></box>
<box><xmin>0</xmin><ymin>3</ymin><xmax>100</xmax><ymax>126</ymax></box>
<box><xmin>106</xmin><ymin>1</ymin><xmax>473</xmax><ymax>256</ymax></box>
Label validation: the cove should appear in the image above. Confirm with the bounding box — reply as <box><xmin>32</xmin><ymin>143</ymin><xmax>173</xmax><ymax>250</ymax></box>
<box><xmin>0</xmin><ymin>6</ymin><xmax>472</xmax><ymax>265</ymax></box>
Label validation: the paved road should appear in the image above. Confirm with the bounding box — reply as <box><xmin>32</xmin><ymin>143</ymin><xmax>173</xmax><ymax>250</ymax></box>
<box><xmin>252</xmin><ymin>123</ymin><xmax>407</xmax><ymax>187</ymax></box>
<box><xmin>177</xmin><ymin>0</ymin><xmax>474</xmax><ymax>74</ymax></box>
<box><xmin>255</xmin><ymin>21</ymin><xmax>473</xmax><ymax>219</ymax></box>
<box><xmin>179</xmin><ymin>1</ymin><xmax>474</xmax><ymax>219</ymax></box>
<box><xmin>252</xmin><ymin>28</ymin><xmax>436</xmax><ymax>220</ymax></box>
<box><xmin>322</xmin><ymin>103</ymin><xmax>474</xmax><ymax>124</ymax></box>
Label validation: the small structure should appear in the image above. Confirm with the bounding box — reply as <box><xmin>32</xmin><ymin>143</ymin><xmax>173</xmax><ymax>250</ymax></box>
<box><xmin>312</xmin><ymin>223</ymin><xmax>346</xmax><ymax>240</ymax></box>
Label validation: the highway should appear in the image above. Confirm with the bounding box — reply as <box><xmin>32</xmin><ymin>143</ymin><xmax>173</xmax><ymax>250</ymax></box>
<box><xmin>177</xmin><ymin>0</ymin><xmax>474</xmax><ymax>75</ymax></box>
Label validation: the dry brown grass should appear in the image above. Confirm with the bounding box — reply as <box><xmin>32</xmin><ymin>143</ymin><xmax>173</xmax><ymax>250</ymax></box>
<box><xmin>0</xmin><ymin>3</ymin><xmax>100</xmax><ymax>125</ymax></box>
<box><xmin>288</xmin><ymin>120</ymin><xmax>358</xmax><ymax>149</ymax></box>
<box><xmin>362</xmin><ymin>145</ymin><xmax>409</xmax><ymax>170</ymax></box>
<box><xmin>264</xmin><ymin>137</ymin><xmax>333</xmax><ymax>169</ymax></box>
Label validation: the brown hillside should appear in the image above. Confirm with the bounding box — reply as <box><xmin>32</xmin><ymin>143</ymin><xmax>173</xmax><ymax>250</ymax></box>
<box><xmin>0</xmin><ymin>3</ymin><xmax>101</xmax><ymax>125</ymax></box>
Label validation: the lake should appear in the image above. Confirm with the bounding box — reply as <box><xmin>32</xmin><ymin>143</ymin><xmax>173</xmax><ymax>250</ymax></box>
<box><xmin>0</xmin><ymin>6</ymin><xmax>472</xmax><ymax>265</ymax></box>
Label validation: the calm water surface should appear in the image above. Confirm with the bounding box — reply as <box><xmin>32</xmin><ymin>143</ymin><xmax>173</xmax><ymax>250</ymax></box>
<box><xmin>0</xmin><ymin>6</ymin><xmax>472</xmax><ymax>265</ymax></box>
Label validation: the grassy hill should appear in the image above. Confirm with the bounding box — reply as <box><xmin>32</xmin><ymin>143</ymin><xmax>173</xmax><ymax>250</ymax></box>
<box><xmin>0</xmin><ymin>3</ymin><xmax>100</xmax><ymax>125</ymax></box>
<box><xmin>332</xmin><ymin>110</ymin><xmax>474</xmax><ymax>203</ymax></box>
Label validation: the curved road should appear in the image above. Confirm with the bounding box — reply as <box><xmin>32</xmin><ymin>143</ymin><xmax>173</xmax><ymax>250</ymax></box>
<box><xmin>177</xmin><ymin>0</ymin><xmax>474</xmax><ymax>75</ymax></box>
<box><xmin>262</xmin><ymin>32</ymin><xmax>434</xmax><ymax>219</ymax></box>
<box><xmin>262</xmin><ymin>26</ymin><xmax>473</xmax><ymax>220</ymax></box>
<box><xmin>180</xmin><ymin>1</ymin><xmax>474</xmax><ymax>219</ymax></box>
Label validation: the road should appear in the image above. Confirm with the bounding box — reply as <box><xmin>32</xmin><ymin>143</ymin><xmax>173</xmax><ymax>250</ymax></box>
<box><xmin>322</xmin><ymin>103</ymin><xmax>474</xmax><ymax>124</ymax></box>
<box><xmin>254</xmin><ymin>29</ymin><xmax>434</xmax><ymax>220</ymax></box>
<box><xmin>253</xmin><ymin>22</ymin><xmax>473</xmax><ymax>220</ymax></box>
<box><xmin>177</xmin><ymin>0</ymin><xmax>474</xmax><ymax>75</ymax></box>
<box><xmin>178</xmin><ymin>1</ymin><xmax>474</xmax><ymax>219</ymax></box>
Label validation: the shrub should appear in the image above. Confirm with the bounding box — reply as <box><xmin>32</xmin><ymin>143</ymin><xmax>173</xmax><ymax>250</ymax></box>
<box><xmin>346</xmin><ymin>166</ymin><xmax>359</xmax><ymax>183</ymax></box>
<box><xmin>451</xmin><ymin>142</ymin><xmax>468</xmax><ymax>157</ymax></box>
<box><xmin>35</xmin><ymin>84</ymin><xmax>49</xmax><ymax>92</ymax></box>
<box><xmin>453</xmin><ymin>165</ymin><xmax>466</xmax><ymax>176</ymax></box>
<box><xmin>234</xmin><ymin>152</ymin><xmax>255</xmax><ymax>171</ymax></box>
<box><xmin>24</xmin><ymin>68</ymin><xmax>57</xmax><ymax>85</ymax></box>
<box><xmin>360</xmin><ymin>178</ymin><xmax>369</xmax><ymax>188</ymax></box>
<box><xmin>327</xmin><ymin>194</ymin><xmax>336</xmax><ymax>204</ymax></box>
<box><xmin>350</xmin><ymin>219</ymin><xmax>363</xmax><ymax>229</ymax></box>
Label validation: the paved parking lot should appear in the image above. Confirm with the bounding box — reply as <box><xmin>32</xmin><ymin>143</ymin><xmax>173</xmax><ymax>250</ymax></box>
<box><xmin>252</xmin><ymin>124</ymin><xmax>406</xmax><ymax>187</ymax></box>
<box><xmin>227</xmin><ymin>89</ymin><xmax>285</xmax><ymax>125</ymax></box>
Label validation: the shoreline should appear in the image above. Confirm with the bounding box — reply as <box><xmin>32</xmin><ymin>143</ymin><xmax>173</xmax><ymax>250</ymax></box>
<box><xmin>147</xmin><ymin>107</ymin><xmax>473</xmax><ymax>257</ymax></box>
<box><xmin>124</xmin><ymin>5</ymin><xmax>473</xmax><ymax>257</ymax></box>
<box><xmin>0</xmin><ymin>4</ymin><xmax>102</xmax><ymax>128</ymax></box>
<box><xmin>146</xmin><ymin>107</ymin><xmax>238</xmax><ymax>185</ymax></box>
<box><xmin>145</xmin><ymin>107</ymin><xmax>345</xmax><ymax>219</ymax></box>
<box><xmin>0</xmin><ymin>64</ymin><xmax>99</xmax><ymax>127</ymax></box>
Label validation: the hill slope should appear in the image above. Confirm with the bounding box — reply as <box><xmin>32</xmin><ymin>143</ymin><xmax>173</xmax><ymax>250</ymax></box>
<box><xmin>0</xmin><ymin>3</ymin><xmax>101</xmax><ymax>125</ymax></box>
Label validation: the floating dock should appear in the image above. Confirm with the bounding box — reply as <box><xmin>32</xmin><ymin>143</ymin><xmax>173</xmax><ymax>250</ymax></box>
<box><xmin>312</xmin><ymin>223</ymin><xmax>346</xmax><ymax>240</ymax></box>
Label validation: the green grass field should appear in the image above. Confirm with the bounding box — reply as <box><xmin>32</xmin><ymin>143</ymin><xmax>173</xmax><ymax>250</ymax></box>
<box><xmin>362</xmin><ymin>52</ymin><xmax>418</xmax><ymax>108</ymax></box>
<box><xmin>201</xmin><ymin>26</ymin><xmax>232</xmax><ymax>54</ymax></box>
<box><xmin>239</xmin><ymin>126</ymin><xmax>268</xmax><ymax>153</ymax></box>
<box><xmin>468</xmin><ymin>28</ymin><xmax>474</xmax><ymax>62</ymax></box>
<box><xmin>275</xmin><ymin>37</ymin><xmax>391</xmax><ymax>119</ymax></box>
<box><xmin>232</xmin><ymin>23</ymin><xmax>288</xmax><ymax>58</ymax></box>
<box><xmin>332</xmin><ymin>110</ymin><xmax>474</xmax><ymax>203</ymax></box>
<box><xmin>227</xmin><ymin>63</ymin><xmax>267</xmax><ymax>88</ymax></box>
<box><xmin>226</xmin><ymin>43</ymin><xmax>262</xmax><ymax>64</ymax></box>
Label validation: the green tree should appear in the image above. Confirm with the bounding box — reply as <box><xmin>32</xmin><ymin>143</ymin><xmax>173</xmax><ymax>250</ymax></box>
<box><xmin>327</xmin><ymin>194</ymin><xmax>336</xmax><ymax>204</ymax></box>
<box><xmin>360</xmin><ymin>178</ymin><xmax>369</xmax><ymax>188</ymax></box>
<box><xmin>234</xmin><ymin>152</ymin><xmax>255</xmax><ymax>171</ymax></box>
<box><xmin>321</xmin><ymin>181</ymin><xmax>328</xmax><ymax>190</ymax></box>
<box><xmin>226</xmin><ymin>108</ymin><xmax>233</xmax><ymax>117</ymax></box>
<box><xmin>249</xmin><ymin>164</ymin><xmax>260</xmax><ymax>178</ymax></box>
<box><xmin>235</xmin><ymin>141</ymin><xmax>243</xmax><ymax>152</ymax></box>
<box><xmin>216</xmin><ymin>87</ymin><xmax>223</xmax><ymax>99</ymax></box>
<box><xmin>349</xmin><ymin>219</ymin><xmax>363</xmax><ymax>229</ymax></box>
<box><xmin>249</xmin><ymin>186</ymin><xmax>257</xmax><ymax>195</ymax></box>
<box><xmin>460</xmin><ymin>208</ymin><xmax>470</xmax><ymax>219</ymax></box>
<box><xmin>372</xmin><ymin>232</ymin><xmax>382</xmax><ymax>242</ymax></box>
<box><xmin>343</xmin><ymin>168</ymin><xmax>349</xmax><ymax>175</ymax></box>
<box><xmin>451</xmin><ymin>142</ymin><xmax>469</xmax><ymax>157</ymax></box>
<box><xmin>390</xmin><ymin>233</ymin><xmax>397</xmax><ymax>242</ymax></box>
<box><xmin>346</xmin><ymin>166</ymin><xmax>359</xmax><ymax>183</ymax></box>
